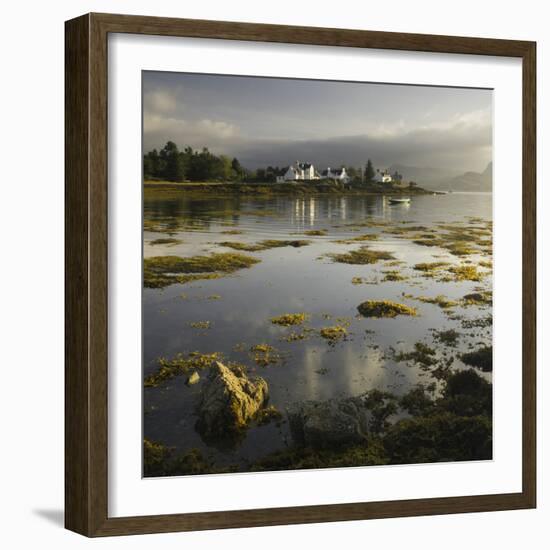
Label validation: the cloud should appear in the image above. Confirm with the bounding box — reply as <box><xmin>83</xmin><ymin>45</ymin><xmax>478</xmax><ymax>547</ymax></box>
<box><xmin>144</xmin><ymin>89</ymin><xmax>179</xmax><ymax>115</ymax></box>
<box><xmin>231</xmin><ymin>113</ymin><xmax>492</xmax><ymax>174</ymax></box>
<box><xmin>143</xmin><ymin>88</ymin><xmax>242</xmax><ymax>152</ymax></box>
<box><xmin>142</xmin><ymin>82</ymin><xmax>491</xmax><ymax>174</ymax></box>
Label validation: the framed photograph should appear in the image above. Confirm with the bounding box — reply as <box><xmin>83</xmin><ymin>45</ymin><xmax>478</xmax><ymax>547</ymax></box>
<box><xmin>65</xmin><ymin>13</ymin><xmax>536</xmax><ymax>536</ymax></box>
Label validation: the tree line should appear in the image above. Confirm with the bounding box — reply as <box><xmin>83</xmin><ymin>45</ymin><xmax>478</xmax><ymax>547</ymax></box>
<box><xmin>144</xmin><ymin>141</ymin><xmax>395</xmax><ymax>185</ymax></box>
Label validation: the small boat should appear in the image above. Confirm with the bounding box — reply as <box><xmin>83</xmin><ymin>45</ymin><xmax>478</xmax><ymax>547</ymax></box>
<box><xmin>388</xmin><ymin>197</ymin><xmax>411</xmax><ymax>204</ymax></box>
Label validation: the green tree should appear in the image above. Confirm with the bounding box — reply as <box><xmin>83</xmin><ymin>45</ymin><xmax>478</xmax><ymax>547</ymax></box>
<box><xmin>159</xmin><ymin>141</ymin><xmax>185</xmax><ymax>182</ymax></box>
<box><xmin>231</xmin><ymin>157</ymin><xmax>244</xmax><ymax>180</ymax></box>
<box><xmin>365</xmin><ymin>159</ymin><xmax>375</xmax><ymax>182</ymax></box>
<box><xmin>143</xmin><ymin>149</ymin><xmax>160</xmax><ymax>179</ymax></box>
<box><xmin>346</xmin><ymin>166</ymin><xmax>358</xmax><ymax>178</ymax></box>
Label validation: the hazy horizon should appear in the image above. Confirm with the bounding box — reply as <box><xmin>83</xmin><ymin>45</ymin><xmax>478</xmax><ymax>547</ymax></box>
<box><xmin>143</xmin><ymin>71</ymin><xmax>492</xmax><ymax>176</ymax></box>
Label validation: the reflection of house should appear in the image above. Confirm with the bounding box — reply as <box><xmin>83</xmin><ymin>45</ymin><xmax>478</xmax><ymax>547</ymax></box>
<box><xmin>320</xmin><ymin>167</ymin><xmax>350</xmax><ymax>183</ymax></box>
<box><xmin>276</xmin><ymin>161</ymin><xmax>320</xmax><ymax>182</ymax></box>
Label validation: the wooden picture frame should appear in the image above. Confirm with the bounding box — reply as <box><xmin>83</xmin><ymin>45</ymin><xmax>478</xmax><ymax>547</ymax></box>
<box><xmin>65</xmin><ymin>12</ymin><xmax>536</xmax><ymax>537</ymax></box>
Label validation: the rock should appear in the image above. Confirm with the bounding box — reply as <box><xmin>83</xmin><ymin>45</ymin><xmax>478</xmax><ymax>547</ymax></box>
<box><xmin>287</xmin><ymin>398</ymin><xmax>374</xmax><ymax>448</ymax></box>
<box><xmin>186</xmin><ymin>371</ymin><xmax>200</xmax><ymax>386</ymax></box>
<box><xmin>197</xmin><ymin>361</ymin><xmax>268</xmax><ymax>436</ymax></box>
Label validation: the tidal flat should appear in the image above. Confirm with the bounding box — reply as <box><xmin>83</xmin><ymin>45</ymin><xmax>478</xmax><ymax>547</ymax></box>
<box><xmin>143</xmin><ymin>191</ymin><xmax>493</xmax><ymax>476</ymax></box>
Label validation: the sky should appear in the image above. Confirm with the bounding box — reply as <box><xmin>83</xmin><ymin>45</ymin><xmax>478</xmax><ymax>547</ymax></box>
<box><xmin>143</xmin><ymin>71</ymin><xmax>492</xmax><ymax>175</ymax></box>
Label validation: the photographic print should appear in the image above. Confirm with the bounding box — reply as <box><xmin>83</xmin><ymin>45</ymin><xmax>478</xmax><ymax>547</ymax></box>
<box><xmin>142</xmin><ymin>72</ymin><xmax>493</xmax><ymax>478</ymax></box>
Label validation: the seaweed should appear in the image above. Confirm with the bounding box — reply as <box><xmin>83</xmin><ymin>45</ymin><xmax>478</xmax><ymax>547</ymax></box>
<box><xmin>220</xmin><ymin>239</ymin><xmax>310</xmax><ymax>252</ymax></box>
<box><xmin>393</xmin><ymin>342</ymin><xmax>438</xmax><ymax>368</ymax></box>
<box><xmin>461</xmin><ymin>346</ymin><xmax>493</xmax><ymax>372</ymax></box>
<box><xmin>250</xmin><ymin>344</ymin><xmax>283</xmax><ymax>366</ymax></box>
<box><xmin>319</xmin><ymin>325</ymin><xmax>348</xmax><ymax>344</ymax></box>
<box><xmin>144</xmin><ymin>351</ymin><xmax>222</xmax><ymax>387</ymax></box>
<box><xmin>382</xmin><ymin>270</ymin><xmax>408</xmax><ymax>282</ymax></box>
<box><xmin>256</xmin><ymin>405</ymin><xmax>284</xmax><ymax>425</ymax></box>
<box><xmin>303</xmin><ymin>229</ymin><xmax>327</xmax><ymax>236</ymax></box>
<box><xmin>189</xmin><ymin>321</ymin><xmax>211</xmax><ymax>329</ymax></box>
<box><xmin>448</xmin><ymin>265</ymin><xmax>485</xmax><ymax>282</ymax></box>
<box><xmin>270</xmin><ymin>313</ymin><xmax>309</xmax><ymax>326</ymax></box>
<box><xmin>149</xmin><ymin>237</ymin><xmax>183</xmax><ymax>246</ymax></box>
<box><xmin>144</xmin><ymin>252</ymin><xmax>260</xmax><ymax>288</ymax></box>
<box><xmin>462</xmin><ymin>291</ymin><xmax>492</xmax><ymax>306</ymax></box>
<box><xmin>414</xmin><ymin>294</ymin><xmax>459</xmax><ymax>309</ymax></box>
<box><xmin>333</xmin><ymin>233</ymin><xmax>379</xmax><ymax>244</ymax></box>
<box><xmin>327</xmin><ymin>246</ymin><xmax>395</xmax><ymax>265</ymax></box>
<box><xmin>433</xmin><ymin>328</ymin><xmax>460</xmax><ymax>347</ymax></box>
<box><xmin>357</xmin><ymin>300</ymin><xmax>417</xmax><ymax>318</ymax></box>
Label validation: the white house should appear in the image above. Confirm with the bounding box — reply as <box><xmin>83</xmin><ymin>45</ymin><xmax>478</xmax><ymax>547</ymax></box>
<box><xmin>373</xmin><ymin>168</ymin><xmax>404</xmax><ymax>184</ymax></box>
<box><xmin>276</xmin><ymin>161</ymin><xmax>319</xmax><ymax>182</ymax></box>
<box><xmin>275</xmin><ymin>161</ymin><xmax>351</xmax><ymax>184</ymax></box>
<box><xmin>320</xmin><ymin>167</ymin><xmax>350</xmax><ymax>183</ymax></box>
<box><xmin>374</xmin><ymin>168</ymin><xmax>393</xmax><ymax>183</ymax></box>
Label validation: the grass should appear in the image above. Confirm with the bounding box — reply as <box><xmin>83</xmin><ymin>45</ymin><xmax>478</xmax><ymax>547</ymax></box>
<box><xmin>327</xmin><ymin>246</ymin><xmax>395</xmax><ymax>265</ymax></box>
<box><xmin>144</xmin><ymin>180</ymin><xmax>434</xmax><ymax>197</ymax></box>
<box><xmin>144</xmin><ymin>252</ymin><xmax>260</xmax><ymax>288</ymax></box>
<box><xmin>357</xmin><ymin>300</ymin><xmax>417</xmax><ymax>318</ymax></box>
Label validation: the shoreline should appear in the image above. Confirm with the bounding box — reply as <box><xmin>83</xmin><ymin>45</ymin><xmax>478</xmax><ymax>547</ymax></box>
<box><xmin>144</xmin><ymin>180</ymin><xmax>441</xmax><ymax>196</ymax></box>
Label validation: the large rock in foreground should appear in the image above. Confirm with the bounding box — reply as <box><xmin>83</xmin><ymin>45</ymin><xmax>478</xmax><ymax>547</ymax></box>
<box><xmin>287</xmin><ymin>398</ymin><xmax>374</xmax><ymax>448</ymax></box>
<box><xmin>197</xmin><ymin>361</ymin><xmax>268</xmax><ymax>436</ymax></box>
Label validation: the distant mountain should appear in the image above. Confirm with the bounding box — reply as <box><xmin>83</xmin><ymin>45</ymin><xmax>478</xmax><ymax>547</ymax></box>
<box><xmin>389</xmin><ymin>162</ymin><xmax>492</xmax><ymax>192</ymax></box>
<box><xmin>388</xmin><ymin>164</ymin><xmax>458</xmax><ymax>189</ymax></box>
<box><xmin>446</xmin><ymin>162</ymin><xmax>492</xmax><ymax>192</ymax></box>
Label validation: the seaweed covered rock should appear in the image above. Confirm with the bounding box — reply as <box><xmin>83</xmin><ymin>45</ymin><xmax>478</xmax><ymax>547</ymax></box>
<box><xmin>197</xmin><ymin>361</ymin><xmax>268</xmax><ymax>436</ymax></box>
<box><xmin>287</xmin><ymin>398</ymin><xmax>374</xmax><ymax>448</ymax></box>
<box><xmin>384</xmin><ymin>412</ymin><xmax>492</xmax><ymax>463</ymax></box>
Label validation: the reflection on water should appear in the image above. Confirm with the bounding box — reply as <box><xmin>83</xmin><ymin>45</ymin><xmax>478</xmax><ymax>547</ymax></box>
<box><xmin>143</xmin><ymin>192</ymin><xmax>492</xmax><ymax>469</ymax></box>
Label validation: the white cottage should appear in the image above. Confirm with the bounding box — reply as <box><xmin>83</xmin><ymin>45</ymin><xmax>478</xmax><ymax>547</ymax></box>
<box><xmin>320</xmin><ymin>167</ymin><xmax>350</xmax><ymax>183</ymax></box>
<box><xmin>374</xmin><ymin>169</ymin><xmax>393</xmax><ymax>183</ymax></box>
<box><xmin>276</xmin><ymin>161</ymin><xmax>320</xmax><ymax>182</ymax></box>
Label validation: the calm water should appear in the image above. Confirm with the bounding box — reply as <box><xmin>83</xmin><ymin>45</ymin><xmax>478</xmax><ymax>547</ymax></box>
<box><xmin>143</xmin><ymin>192</ymin><xmax>492</xmax><ymax>468</ymax></box>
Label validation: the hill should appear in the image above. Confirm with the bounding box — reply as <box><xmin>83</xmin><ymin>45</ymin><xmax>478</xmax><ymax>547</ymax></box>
<box><xmin>389</xmin><ymin>162</ymin><xmax>492</xmax><ymax>192</ymax></box>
